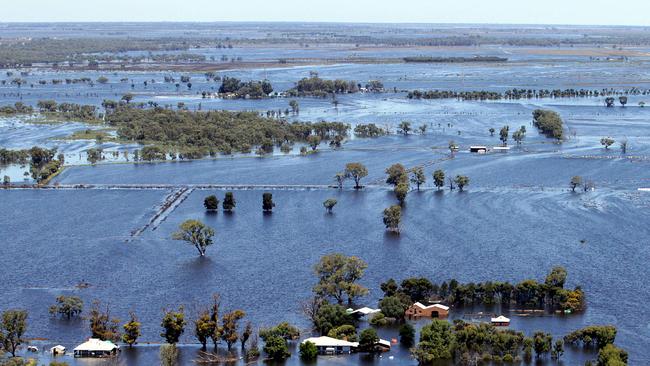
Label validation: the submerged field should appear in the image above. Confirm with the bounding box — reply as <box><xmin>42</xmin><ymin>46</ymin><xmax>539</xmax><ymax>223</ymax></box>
<box><xmin>1</xmin><ymin>25</ymin><xmax>650</xmax><ymax>365</ymax></box>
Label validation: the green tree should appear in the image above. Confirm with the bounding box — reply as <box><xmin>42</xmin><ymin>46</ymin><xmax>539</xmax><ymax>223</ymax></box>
<box><xmin>49</xmin><ymin>295</ymin><xmax>83</xmax><ymax>319</ymax></box>
<box><xmin>379</xmin><ymin>296</ymin><xmax>409</xmax><ymax>319</ymax></box>
<box><xmin>413</xmin><ymin>320</ymin><xmax>454</xmax><ymax>363</ymax></box>
<box><xmin>500</xmin><ymin>125</ymin><xmax>509</xmax><ymax>145</ymax></box>
<box><xmin>600</xmin><ymin>137</ymin><xmax>615</xmax><ymax>149</ymax></box>
<box><xmin>489</xmin><ymin>127</ymin><xmax>495</xmax><ymax>136</ymax></box>
<box><xmin>160</xmin><ymin>307</ymin><xmax>186</xmax><ymax>345</ymax></box>
<box><xmin>313</xmin><ymin>254</ymin><xmax>368</xmax><ymax>304</ymax></box>
<box><xmin>240</xmin><ymin>321</ymin><xmax>253</xmax><ymax>351</ymax></box>
<box><xmin>345</xmin><ymin>162</ymin><xmax>368</xmax><ymax>189</ymax></box>
<box><xmin>121</xmin><ymin>93</ymin><xmax>134</xmax><ymax>103</ymax></box>
<box><xmin>203</xmin><ymin>195</ymin><xmax>219</xmax><ymax>211</ymax></box>
<box><xmin>552</xmin><ymin>339</ymin><xmax>564</xmax><ymax>360</ymax></box>
<box><xmin>410</xmin><ymin>167</ymin><xmax>426</xmax><ymax>190</ymax></box>
<box><xmin>289</xmin><ymin>100</ymin><xmax>300</xmax><ymax>114</ymax></box>
<box><xmin>385</xmin><ymin>163</ymin><xmax>408</xmax><ymax>186</ymax></box>
<box><xmin>454</xmin><ymin>175</ymin><xmax>470</xmax><ymax>191</ymax></box>
<box><xmin>222</xmin><ymin>192</ymin><xmax>236</xmax><ymax>211</ymax></box>
<box><xmin>359</xmin><ymin>328</ymin><xmax>379</xmax><ymax>352</ymax></box>
<box><xmin>597</xmin><ymin>344</ymin><xmax>628</xmax><ymax>366</ymax></box>
<box><xmin>323</xmin><ymin>198</ymin><xmax>338</xmax><ymax>213</ymax></box>
<box><xmin>307</xmin><ymin>135</ymin><xmax>322</xmax><ymax>151</ymax></box>
<box><xmin>533</xmin><ymin>331</ymin><xmax>552</xmax><ymax>358</ymax></box>
<box><xmin>122</xmin><ymin>312</ymin><xmax>141</xmax><ymax>347</ymax></box>
<box><xmin>398</xmin><ymin>121</ymin><xmax>412</xmax><ymax>135</ymax></box>
<box><xmin>383</xmin><ymin>205</ymin><xmax>401</xmax><ymax>233</ymax></box>
<box><xmin>334</xmin><ymin>172</ymin><xmax>346</xmax><ymax>189</ymax></box>
<box><xmin>395</xmin><ymin>182</ymin><xmax>409</xmax><ymax>205</ymax></box>
<box><xmin>262</xmin><ymin>192</ymin><xmax>275</xmax><ymax>212</ymax></box>
<box><xmin>313</xmin><ymin>303</ymin><xmax>354</xmax><ymax>335</ymax></box>
<box><xmin>513</xmin><ymin>128</ymin><xmax>525</xmax><ymax>145</ymax></box>
<box><xmin>570</xmin><ymin>176</ymin><xmax>582</xmax><ymax>192</ymax></box>
<box><xmin>87</xmin><ymin>300</ymin><xmax>120</xmax><ymax>341</ymax></box>
<box><xmin>399</xmin><ymin>323</ymin><xmax>416</xmax><ymax>347</ymax></box>
<box><xmin>221</xmin><ymin>310</ymin><xmax>245</xmax><ymax>351</ymax></box>
<box><xmin>299</xmin><ymin>340</ymin><xmax>318</xmax><ymax>360</ymax></box>
<box><xmin>433</xmin><ymin>170</ymin><xmax>445</xmax><ymax>190</ymax></box>
<box><xmin>419</xmin><ymin>124</ymin><xmax>427</xmax><ymax>134</ymax></box>
<box><xmin>263</xmin><ymin>335</ymin><xmax>290</xmax><ymax>360</ymax></box>
<box><xmin>1</xmin><ymin>310</ymin><xmax>28</xmax><ymax>357</ymax></box>
<box><xmin>194</xmin><ymin>309</ymin><xmax>215</xmax><ymax>350</ymax></box>
<box><xmin>172</xmin><ymin>219</ymin><xmax>215</xmax><ymax>256</ymax></box>
<box><xmin>259</xmin><ymin>322</ymin><xmax>300</xmax><ymax>341</ymax></box>
<box><xmin>545</xmin><ymin>266</ymin><xmax>567</xmax><ymax>288</ymax></box>
<box><xmin>327</xmin><ymin>324</ymin><xmax>358</xmax><ymax>342</ymax></box>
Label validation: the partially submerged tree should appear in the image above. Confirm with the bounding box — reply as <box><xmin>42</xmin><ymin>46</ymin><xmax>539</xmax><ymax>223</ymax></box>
<box><xmin>410</xmin><ymin>167</ymin><xmax>426</xmax><ymax>190</ymax></box>
<box><xmin>344</xmin><ymin>162</ymin><xmax>368</xmax><ymax>189</ymax></box>
<box><xmin>323</xmin><ymin>198</ymin><xmax>338</xmax><ymax>213</ymax></box>
<box><xmin>570</xmin><ymin>176</ymin><xmax>582</xmax><ymax>192</ymax></box>
<box><xmin>383</xmin><ymin>205</ymin><xmax>402</xmax><ymax>234</ymax></box>
<box><xmin>600</xmin><ymin>137</ymin><xmax>615</xmax><ymax>149</ymax></box>
<box><xmin>499</xmin><ymin>125</ymin><xmax>509</xmax><ymax>146</ymax></box>
<box><xmin>262</xmin><ymin>192</ymin><xmax>275</xmax><ymax>212</ymax></box>
<box><xmin>222</xmin><ymin>192</ymin><xmax>236</xmax><ymax>211</ymax></box>
<box><xmin>49</xmin><ymin>295</ymin><xmax>83</xmax><ymax>319</ymax></box>
<box><xmin>433</xmin><ymin>170</ymin><xmax>445</xmax><ymax>190</ymax></box>
<box><xmin>313</xmin><ymin>253</ymin><xmax>368</xmax><ymax>304</ymax></box>
<box><xmin>454</xmin><ymin>175</ymin><xmax>470</xmax><ymax>191</ymax></box>
<box><xmin>398</xmin><ymin>121</ymin><xmax>412</xmax><ymax>135</ymax></box>
<box><xmin>204</xmin><ymin>195</ymin><xmax>219</xmax><ymax>211</ymax></box>
<box><xmin>221</xmin><ymin>310</ymin><xmax>246</xmax><ymax>351</ymax></box>
<box><xmin>160</xmin><ymin>307</ymin><xmax>186</xmax><ymax>345</ymax></box>
<box><xmin>160</xmin><ymin>343</ymin><xmax>179</xmax><ymax>366</ymax></box>
<box><xmin>122</xmin><ymin>312</ymin><xmax>141</xmax><ymax>347</ymax></box>
<box><xmin>395</xmin><ymin>182</ymin><xmax>409</xmax><ymax>205</ymax></box>
<box><xmin>172</xmin><ymin>219</ymin><xmax>215</xmax><ymax>256</ymax></box>
<box><xmin>87</xmin><ymin>300</ymin><xmax>120</xmax><ymax>342</ymax></box>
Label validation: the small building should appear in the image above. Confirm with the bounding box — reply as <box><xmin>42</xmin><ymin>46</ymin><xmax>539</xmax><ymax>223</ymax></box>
<box><xmin>50</xmin><ymin>345</ymin><xmax>66</xmax><ymax>355</ymax></box>
<box><xmin>469</xmin><ymin>146</ymin><xmax>488</xmax><ymax>153</ymax></box>
<box><xmin>301</xmin><ymin>336</ymin><xmax>358</xmax><ymax>355</ymax></box>
<box><xmin>347</xmin><ymin>307</ymin><xmax>381</xmax><ymax>318</ymax></box>
<box><xmin>405</xmin><ymin>302</ymin><xmax>449</xmax><ymax>319</ymax></box>
<box><xmin>374</xmin><ymin>339</ymin><xmax>392</xmax><ymax>352</ymax></box>
<box><xmin>492</xmin><ymin>146</ymin><xmax>510</xmax><ymax>152</ymax></box>
<box><xmin>73</xmin><ymin>338</ymin><xmax>119</xmax><ymax>358</ymax></box>
<box><xmin>491</xmin><ymin>315</ymin><xmax>511</xmax><ymax>326</ymax></box>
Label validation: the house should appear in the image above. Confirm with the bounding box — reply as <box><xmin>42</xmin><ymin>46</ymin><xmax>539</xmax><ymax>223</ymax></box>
<box><xmin>301</xmin><ymin>336</ymin><xmax>358</xmax><ymax>355</ymax></box>
<box><xmin>492</xmin><ymin>146</ymin><xmax>510</xmax><ymax>152</ymax></box>
<box><xmin>491</xmin><ymin>315</ymin><xmax>511</xmax><ymax>326</ymax></box>
<box><xmin>73</xmin><ymin>338</ymin><xmax>119</xmax><ymax>358</ymax></box>
<box><xmin>347</xmin><ymin>307</ymin><xmax>381</xmax><ymax>318</ymax></box>
<box><xmin>374</xmin><ymin>339</ymin><xmax>392</xmax><ymax>352</ymax></box>
<box><xmin>50</xmin><ymin>345</ymin><xmax>66</xmax><ymax>355</ymax></box>
<box><xmin>469</xmin><ymin>146</ymin><xmax>488</xmax><ymax>153</ymax></box>
<box><xmin>405</xmin><ymin>302</ymin><xmax>449</xmax><ymax>319</ymax></box>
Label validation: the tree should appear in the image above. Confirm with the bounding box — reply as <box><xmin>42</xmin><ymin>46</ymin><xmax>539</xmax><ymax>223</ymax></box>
<box><xmin>395</xmin><ymin>182</ymin><xmax>409</xmax><ymax>205</ymax></box>
<box><xmin>551</xmin><ymin>339</ymin><xmax>564</xmax><ymax>360</ymax></box>
<box><xmin>222</xmin><ymin>192</ymin><xmax>236</xmax><ymax>211</ymax></box>
<box><xmin>419</xmin><ymin>124</ymin><xmax>427</xmax><ymax>134</ymax></box>
<box><xmin>323</xmin><ymin>198</ymin><xmax>337</xmax><ymax>213</ymax></box>
<box><xmin>194</xmin><ymin>309</ymin><xmax>215</xmax><ymax>350</ymax></box>
<box><xmin>314</xmin><ymin>303</ymin><xmax>354</xmax><ymax>335</ymax></box>
<box><xmin>412</xmin><ymin>320</ymin><xmax>454</xmax><ymax>363</ymax></box>
<box><xmin>263</xmin><ymin>335</ymin><xmax>290</xmax><ymax>360</ymax></box>
<box><xmin>203</xmin><ymin>195</ymin><xmax>219</xmax><ymax>211</ymax></box>
<box><xmin>597</xmin><ymin>344</ymin><xmax>628</xmax><ymax>366</ymax></box>
<box><xmin>383</xmin><ymin>205</ymin><xmax>401</xmax><ymax>233</ymax></box>
<box><xmin>399</xmin><ymin>323</ymin><xmax>415</xmax><ymax>347</ymax></box>
<box><xmin>359</xmin><ymin>328</ymin><xmax>379</xmax><ymax>352</ymax></box>
<box><xmin>605</xmin><ymin>97</ymin><xmax>615</xmax><ymax>107</ymax></box>
<box><xmin>87</xmin><ymin>300</ymin><xmax>120</xmax><ymax>341</ymax></box>
<box><xmin>172</xmin><ymin>219</ymin><xmax>215</xmax><ymax>256</ymax></box>
<box><xmin>619</xmin><ymin>96</ymin><xmax>628</xmax><ymax>107</ymax></box>
<box><xmin>121</xmin><ymin>93</ymin><xmax>134</xmax><ymax>103</ymax></box>
<box><xmin>259</xmin><ymin>322</ymin><xmax>300</xmax><ymax>341</ymax></box>
<box><xmin>299</xmin><ymin>341</ymin><xmax>318</xmax><ymax>360</ymax></box>
<box><xmin>313</xmin><ymin>254</ymin><xmax>368</xmax><ymax>304</ymax></box>
<box><xmin>433</xmin><ymin>170</ymin><xmax>445</xmax><ymax>190</ymax></box>
<box><xmin>307</xmin><ymin>135</ymin><xmax>322</xmax><ymax>151</ymax></box>
<box><xmin>489</xmin><ymin>127</ymin><xmax>495</xmax><ymax>136</ymax></box>
<box><xmin>454</xmin><ymin>175</ymin><xmax>470</xmax><ymax>191</ymax></box>
<box><xmin>262</xmin><ymin>192</ymin><xmax>275</xmax><ymax>212</ymax></box>
<box><xmin>533</xmin><ymin>331</ymin><xmax>552</xmax><ymax>358</ymax></box>
<box><xmin>570</xmin><ymin>176</ymin><xmax>582</xmax><ymax>192</ymax></box>
<box><xmin>221</xmin><ymin>310</ymin><xmax>245</xmax><ymax>351</ymax></box>
<box><xmin>398</xmin><ymin>121</ymin><xmax>412</xmax><ymax>135</ymax></box>
<box><xmin>122</xmin><ymin>312</ymin><xmax>141</xmax><ymax>347</ymax></box>
<box><xmin>513</xmin><ymin>128</ymin><xmax>525</xmax><ymax>145</ymax></box>
<box><xmin>1</xmin><ymin>310</ymin><xmax>27</xmax><ymax>357</ymax></box>
<box><xmin>160</xmin><ymin>307</ymin><xmax>185</xmax><ymax>344</ymax></box>
<box><xmin>327</xmin><ymin>324</ymin><xmax>357</xmax><ymax>342</ymax></box>
<box><xmin>410</xmin><ymin>167</ymin><xmax>426</xmax><ymax>190</ymax></box>
<box><xmin>600</xmin><ymin>137</ymin><xmax>615</xmax><ymax>149</ymax></box>
<box><xmin>159</xmin><ymin>344</ymin><xmax>178</xmax><ymax>366</ymax></box>
<box><xmin>334</xmin><ymin>172</ymin><xmax>346</xmax><ymax>189</ymax></box>
<box><xmin>619</xmin><ymin>139</ymin><xmax>628</xmax><ymax>154</ymax></box>
<box><xmin>379</xmin><ymin>296</ymin><xmax>409</xmax><ymax>319</ymax></box>
<box><xmin>499</xmin><ymin>126</ymin><xmax>509</xmax><ymax>146</ymax></box>
<box><xmin>3</xmin><ymin>175</ymin><xmax>9</xmax><ymax>186</ymax></box>
<box><xmin>289</xmin><ymin>100</ymin><xmax>300</xmax><ymax>114</ymax></box>
<box><xmin>49</xmin><ymin>295</ymin><xmax>83</xmax><ymax>319</ymax></box>
<box><xmin>344</xmin><ymin>162</ymin><xmax>368</xmax><ymax>189</ymax></box>
<box><xmin>240</xmin><ymin>321</ymin><xmax>252</xmax><ymax>351</ymax></box>
<box><xmin>545</xmin><ymin>266</ymin><xmax>567</xmax><ymax>289</ymax></box>
<box><xmin>96</xmin><ymin>76</ymin><xmax>109</xmax><ymax>84</ymax></box>
<box><xmin>385</xmin><ymin>163</ymin><xmax>408</xmax><ymax>186</ymax></box>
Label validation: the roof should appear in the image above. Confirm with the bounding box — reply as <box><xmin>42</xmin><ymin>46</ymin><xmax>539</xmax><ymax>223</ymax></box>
<box><xmin>470</xmin><ymin>146</ymin><xmax>488</xmax><ymax>149</ymax></box>
<box><xmin>412</xmin><ymin>302</ymin><xmax>450</xmax><ymax>311</ymax></box>
<box><xmin>377</xmin><ymin>339</ymin><xmax>391</xmax><ymax>347</ymax></box>
<box><xmin>492</xmin><ymin>146</ymin><xmax>510</xmax><ymax>150</ymax></box>
<box><xmin>51</xmin><ymin>345</ymin><xmax>66</xmax><ymax>351</ymax></box>
<box><xmin>74</xmin><ymin>338</ymin><xmax>118</xmax><ymax>352</ymax></box>
<box><xmin>301</xmin><ymin>336</ymin><xmax>359</xmax><ymax>348</ymax></box>
<box><xmin>491</xmin><ymin>315</ymin><xmax>511</xmax><ymax>323</ymax></box>
<box><xmin>348</xmin><ymin>307</ymin><xmax>381</xmax><ymax>315</ymax></box>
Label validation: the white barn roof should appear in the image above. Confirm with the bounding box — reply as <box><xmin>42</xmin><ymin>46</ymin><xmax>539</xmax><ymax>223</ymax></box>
<box><xmin>74</xmin><ymin>338</ymin><xmax>118</xmax><ymax>352</ymax></box>
<box><xmin>491</xmin><ymin>315</ymin><xmax>511</xmax><ymax>323</ymax></box>
<box><xmin>301</xmin><ymin>336</ymin><xmax>358</xmax><ymax>348</ymax></box>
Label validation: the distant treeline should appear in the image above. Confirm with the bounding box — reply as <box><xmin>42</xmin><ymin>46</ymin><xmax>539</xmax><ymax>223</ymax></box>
<box><xmin>403</xmin><ymin>56</ymin><xmax>507</xmax><ymax>63</ymax></box>
<box><xmin>217</xmin><ymin>77</ymin><xmax>273</xmax><ymax>99</ymax></box>
<box><xmin>407</xmin><ymin>88</ymin><xmax>649</xmax><ymax>101</ymax></box>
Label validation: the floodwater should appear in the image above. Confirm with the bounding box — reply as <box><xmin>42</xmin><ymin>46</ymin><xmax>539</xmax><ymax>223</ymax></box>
<box><xmin>1</xmin><ymin>31</ymin><xmax>650</xmax><ymax>365</ymax></box>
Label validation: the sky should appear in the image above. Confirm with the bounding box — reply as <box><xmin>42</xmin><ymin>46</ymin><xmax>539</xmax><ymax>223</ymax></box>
<box><xmin>3</xmin><ymin>0</ymin><xmax>650</xmax><ymax>26</ymax></box>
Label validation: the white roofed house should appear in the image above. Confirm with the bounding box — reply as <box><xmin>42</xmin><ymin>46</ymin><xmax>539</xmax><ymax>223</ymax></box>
<box><xmin>346</xmin><ymin>307</ymin><xmax>381</xmax><ymax>318</ymax></box>
<box><xmin>73</xmin><ymin>338</ymin><xmax>119</xmax><ymax>358</ymax></box>
<box><xmin>491</xmin><ymin>315</ymin><xmax>511</xmax><ymax>326</ymax></box>
<box><xmin>405</xmin><ymin>302</ymin><xmax>450</xmax><ymax>319</ymax></box>
<box><xmin>301</xmin><ymin>336</ymin><xmax>358</xmax><ymax>355</ymax></box>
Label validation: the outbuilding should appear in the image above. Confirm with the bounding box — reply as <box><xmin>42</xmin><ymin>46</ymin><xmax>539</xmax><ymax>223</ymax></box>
<box><xmin>469</xmin><ymin>146</ymin><xmax>488</xmax><ymax>153</ymax></box>
<box><xmin>491</xmin><ymin>315</ymin><xmax>511</xmax><ymax>326</ymax></box>
<box><xmin>50</xmin><ymin>345</ymin><xmax>66</xmax><ymax>355</ymax></box>
<box><xmin>405</xmin><ymin>302</ymin><xmax>449</xmax><ymax>319</ymax></box>
<box><xmin>73</xmin><ymin>338</ymin><xmax>119</xmax><ymax>358</ymax></box>
<box><xmin>301</xmin><ymin>336</ymin><xmax>358</xmax><ymax>355</ymax></box>
<box><xmin>347</xmin><ymin>307</ymin><xmax>381</xmax><ymax>318</ymax></box>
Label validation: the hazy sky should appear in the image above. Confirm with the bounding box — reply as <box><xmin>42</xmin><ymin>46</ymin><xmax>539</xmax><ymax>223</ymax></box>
<box><xmin>4</xmin><ymin>0</ymin><xmax>650</xmax><ymax>26</ymax></box>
